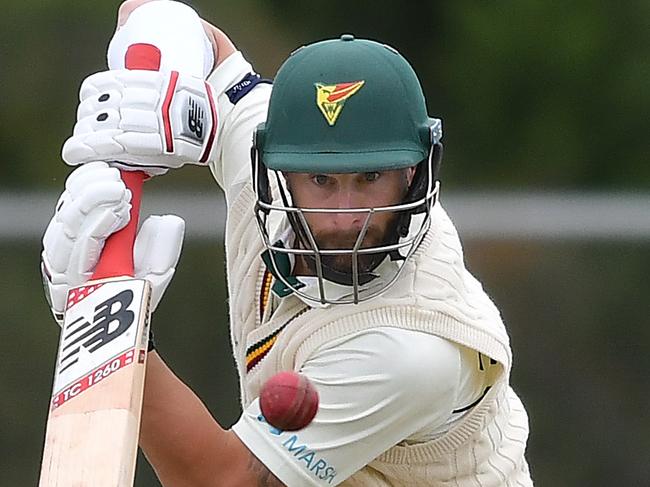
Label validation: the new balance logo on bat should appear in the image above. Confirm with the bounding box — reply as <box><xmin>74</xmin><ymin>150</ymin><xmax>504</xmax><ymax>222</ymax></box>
<box><xmin>51</xmin><ymin>280</ymin><xmax>148</xmax><ymax>409</ymax></box>
<box><xmin>59</xmin><ymin>290</ymin><xmax>135</xmax><ymax>374</ymax></box>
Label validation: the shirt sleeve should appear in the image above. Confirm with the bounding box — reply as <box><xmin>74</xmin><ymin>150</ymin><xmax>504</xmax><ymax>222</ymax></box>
<box><xmin>206</xmin><ymin>51</ymin><xmax>272</xmax><ymax>203</ymax></box>
<box><xmin>231</xmin><ymin>327</ymin><xmax>462</xmax><ymax>486</ymax></box>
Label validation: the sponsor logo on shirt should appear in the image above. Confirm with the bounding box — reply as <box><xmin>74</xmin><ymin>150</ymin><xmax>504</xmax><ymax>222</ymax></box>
<box><xmin>257</xmin><ymin>414</ymin><xmax>338</xmax><ymax>484</ymax></box>
<box><xmin>225</xmin><ymin>73</ymin><xmax>272</xmax><ymax>105</ymax></box>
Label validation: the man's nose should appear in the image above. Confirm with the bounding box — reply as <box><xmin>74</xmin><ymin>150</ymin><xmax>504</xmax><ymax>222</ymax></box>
<box><xmin>334</xmin><ymin>186</ymin><xmax>369</xmax><ymax>208</ymax></box>
<box><xmin>330</xmin><ymin>190</ymin><xmax>367</xmax><ymax>230</ymax></box>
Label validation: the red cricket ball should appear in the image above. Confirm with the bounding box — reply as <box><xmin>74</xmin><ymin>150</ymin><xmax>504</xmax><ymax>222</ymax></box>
<box><xmin>259</xmin><ymin>371</ymin><xmax>319</xmax><ymax>431</ymax></box>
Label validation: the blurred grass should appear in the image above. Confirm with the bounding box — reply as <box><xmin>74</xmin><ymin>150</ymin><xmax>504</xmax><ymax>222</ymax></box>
<box><xmin>464</xmin><ymin>240</ymin><xmax>650</xmax><ymax>486</ymax></box>
<box><xmin>1</xmin><ymin>0</ymin><xmax>648</xmax><ymax>189</ymax></box>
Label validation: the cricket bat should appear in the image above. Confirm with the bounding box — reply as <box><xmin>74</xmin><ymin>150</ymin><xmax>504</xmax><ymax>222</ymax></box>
<box><xmin>38</xmin><ymin>166</ymin><xmax>151</xmax><ymax>486</ymax></box>
<box><xmin>38</xmin><ymin>2</ymin><xmax>213</xmax><ymax>485</ymax></box>
<box><xmin>38</xmin><ymin>43</ymin><xmax>159</xmax><ymax>486</ymax></box>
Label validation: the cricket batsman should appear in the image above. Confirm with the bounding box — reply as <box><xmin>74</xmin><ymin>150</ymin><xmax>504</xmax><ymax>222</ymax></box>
<box><xmin>40</xmin><ymin>0</ymin><xmax>533</xmax><ymax>484</ymax></box>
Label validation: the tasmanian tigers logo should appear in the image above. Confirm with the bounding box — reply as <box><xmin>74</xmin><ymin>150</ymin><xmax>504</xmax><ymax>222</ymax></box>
<box><xmin>315</xmin><ymin>81</ymin><xmax>365</xmax><ymax>126</ymax></box>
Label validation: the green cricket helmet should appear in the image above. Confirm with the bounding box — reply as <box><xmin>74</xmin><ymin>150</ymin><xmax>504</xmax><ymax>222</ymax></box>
<box><xmin>252</xmin><ymin>34</ymin><xmax>443</xmax><ymax>305</ymax></box>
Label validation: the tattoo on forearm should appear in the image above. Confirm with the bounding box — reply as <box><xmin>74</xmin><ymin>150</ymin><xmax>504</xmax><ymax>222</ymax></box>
<box><xmin>247</xmin><ymin>451</ymin><xmax>285</xmax><ymax>486</ymax></box>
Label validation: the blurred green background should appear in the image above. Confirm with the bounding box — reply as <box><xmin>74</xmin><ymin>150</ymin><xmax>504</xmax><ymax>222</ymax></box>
<box><xmin>1</xmin><ymin>1</ymin><xmax>648</xmax><ymax>485</ymax></box>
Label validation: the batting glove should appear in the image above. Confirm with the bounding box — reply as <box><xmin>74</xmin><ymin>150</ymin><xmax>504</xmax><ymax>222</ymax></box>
<box><xmin>62</xmin><ymin>68</ymin><xmax>218</xmax><ymax>176</ymax></box>
<box><xmin>41</xmin><ymin>162</ymin><xmax>185</xmax><ymax>325</ymax></box>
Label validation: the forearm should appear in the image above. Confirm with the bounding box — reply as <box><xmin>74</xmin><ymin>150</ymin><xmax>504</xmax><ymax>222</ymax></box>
<box><xmin>200</xmin><ymin>19</ymin><xmax>236</xmax><ymax>68</ymax></box>
<box><xmin>206</xmin><ymin>51</ymin><xmax>272</xmax><ymax>197</ymax></box>
<box><xmin>117</xmin><ymin>1</ymin><xmax>235</xmax><ymax>69</ymax></box>
<box><xmin>140</xmin><ymin>352</ymin><xmax>237</xmax><ymax>486</ymax></box>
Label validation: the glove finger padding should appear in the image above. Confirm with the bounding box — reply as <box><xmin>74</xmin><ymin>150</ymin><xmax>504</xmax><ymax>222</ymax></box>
<box><xmin>134</xmin><ymin>215</ymin><xmax>185</xmax><ymax>311</ymax></box>
<box><xmin>62</xmin><ymin>68</ymin><xmax>218</xmax><ymax>176</ymax></box>
<box><xmin>76</xmin><ymin>88</ymin><xmax>123</xmax><ymax>121</ymax></box>
<box><xmin>42</xmin><ymin>162</ymin><xmax>133</xmax><ymax>322</ymax></box>
<box><xmin>43</xmin><ymin>162</ymin><xmax>132</xmax><ymax>278</ymax></box>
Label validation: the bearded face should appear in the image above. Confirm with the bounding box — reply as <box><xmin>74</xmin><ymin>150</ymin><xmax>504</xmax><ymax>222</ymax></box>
<box><xmin>283</xmin><ymin>169</ymin><xmax>414</xmax><ymax>279</ymax></box>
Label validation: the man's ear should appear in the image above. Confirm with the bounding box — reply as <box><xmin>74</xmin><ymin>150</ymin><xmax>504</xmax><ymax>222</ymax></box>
<box><xmin>406</xmin><ymin>166</ymin><xmax>417</xmax><ymax>186</ymax></box>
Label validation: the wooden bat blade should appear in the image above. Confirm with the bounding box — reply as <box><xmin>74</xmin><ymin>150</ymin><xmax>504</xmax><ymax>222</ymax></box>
<box><xmin>39</xmin><ymin>277</ymin><xmax>151</xmax><ymax>487</ymax></box>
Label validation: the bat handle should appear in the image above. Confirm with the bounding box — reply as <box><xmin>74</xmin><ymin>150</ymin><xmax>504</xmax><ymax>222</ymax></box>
<box><xmin>91</xmin><ymin>43</ymin><xmax>162</xmax><ymax>281</ymax></box>
<box><xmin>91</xmin><ymin>170</ymin><xmax>145</xmax><ymax>280</ymax></box>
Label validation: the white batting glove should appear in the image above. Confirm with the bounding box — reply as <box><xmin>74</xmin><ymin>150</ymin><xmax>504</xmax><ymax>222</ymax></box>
<box><xmin>62</xmin><ymin>68</ymin><xmax>218</xmax><ymax>176</ymax></box>
<box><xmin>41</xmin><ymin>162</ymin><xmax>185</xmax><ymax>324</ymax></box>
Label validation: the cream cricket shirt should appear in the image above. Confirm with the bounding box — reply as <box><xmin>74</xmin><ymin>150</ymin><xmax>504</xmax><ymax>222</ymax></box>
<box><xmin>207</xmin><ymin>52</ymin><xmax>498</xmax><ymax>486</ymax></box>
<box><xmin>234</xmin><ymin>329</ymin><xmax>495</xmax><ymax>486</ymax></box>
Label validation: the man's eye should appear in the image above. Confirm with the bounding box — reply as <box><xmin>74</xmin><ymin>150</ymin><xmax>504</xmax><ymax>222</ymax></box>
<box><xmin>313</xmin><ymin>175</ymin><xmax>329</xmax><ymax>185</ymax></box>
<box><xmin>364</xmin><ymin>172</ymin><xmax>380</xmax><ymax>182</ymax></box>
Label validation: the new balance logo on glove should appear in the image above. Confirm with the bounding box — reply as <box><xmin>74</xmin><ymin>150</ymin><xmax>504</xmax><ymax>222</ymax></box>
<box><xmin>180</xmin><ymin>95</ymin><xmax>207</xmax><ymax>143</ymax></box>
<box><xmin>187</xmin><ymin>97</ymin><xmax>205</xmax><ymax>139</ymax></box>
